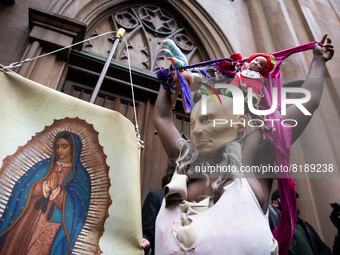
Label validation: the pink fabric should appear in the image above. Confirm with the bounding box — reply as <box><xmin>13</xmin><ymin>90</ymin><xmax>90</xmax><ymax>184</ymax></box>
<box><xmin>259</xmin><ymin>41</ymin><xmax>319</xmax><ymax>255</ymax></box>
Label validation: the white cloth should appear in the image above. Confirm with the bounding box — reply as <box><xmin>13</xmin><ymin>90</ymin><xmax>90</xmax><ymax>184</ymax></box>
<box><xmin>164</xmin><ymin>172</ymin><xmax>188</xmax><ymax>202</ymax></box>
<box><xmin>155</xmin><ymin>178</ymin><xmax>274</xmax><ymax>254</ymax></box>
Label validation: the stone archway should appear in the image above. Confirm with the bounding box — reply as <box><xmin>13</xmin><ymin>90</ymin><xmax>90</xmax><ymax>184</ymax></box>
<box><xmin>17</xmin><ymin>0</ymin><xmax>234</xmax><ymax>203</ymax></box>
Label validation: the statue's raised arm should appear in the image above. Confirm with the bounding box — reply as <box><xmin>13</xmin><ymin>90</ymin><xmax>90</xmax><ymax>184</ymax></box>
<box><xmin>284</xmin><ymin>34</ymin><xmax>334</xmax><ymax>143</ymax></box>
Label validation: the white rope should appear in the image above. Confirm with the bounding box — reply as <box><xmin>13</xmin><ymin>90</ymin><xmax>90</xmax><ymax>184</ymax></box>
<box><xmin>123</xmin><ymin>37</ymin><xmax>144</xmax><ymax>150</ymax></box>
<box><xmin>1</xmin><ymin>31</ymin><xmax>117</xmax><ymax>70</ymax></box>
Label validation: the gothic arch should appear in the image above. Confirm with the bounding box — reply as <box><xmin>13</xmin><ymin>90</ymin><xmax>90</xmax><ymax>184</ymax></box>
<box><xmin>71</xmin><ymin>0</ymin><xmax>234</xmax><ymax>60</ymax></box>
<box><xmin>81</xmin><ymin>3</ymin><xmax>208</xmax><ymax>72</ymax></box>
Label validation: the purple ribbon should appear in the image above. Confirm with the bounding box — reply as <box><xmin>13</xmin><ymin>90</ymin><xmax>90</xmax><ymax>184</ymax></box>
<box><xmin>176</xmin><ymin>69</ymin><xmax>193</xmax><ymax>112</ymax></box>
<box><xmin>156</xmin><ymin>68</ymin><xmax>175</xmax><ymax>93</ymax></box>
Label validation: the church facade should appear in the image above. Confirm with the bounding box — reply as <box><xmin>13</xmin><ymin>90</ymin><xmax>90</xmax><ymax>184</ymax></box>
<box><xmin>0</xmin><ymin>0</ymin><xmax>339</xmax><ymax>247</ymax></box>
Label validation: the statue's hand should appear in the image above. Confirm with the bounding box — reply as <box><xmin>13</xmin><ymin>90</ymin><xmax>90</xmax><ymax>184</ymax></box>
<box><xmin>313</xmin><ymin>34</ymin><xmax>334</xmax><ymax>62</ymax></box>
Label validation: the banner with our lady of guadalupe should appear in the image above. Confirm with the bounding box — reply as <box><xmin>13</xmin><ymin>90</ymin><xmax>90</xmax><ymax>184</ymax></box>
<box><xmin>0</xmin><ymin>69</ymin><xmax>143</xmax><ymax>255</ymax></box>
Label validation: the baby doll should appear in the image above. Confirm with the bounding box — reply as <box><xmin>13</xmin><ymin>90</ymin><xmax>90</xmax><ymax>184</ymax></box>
<box><xmin>199</xmin><ymin>53</ymin><xmax>242</xmax><ymax>95</ymax></box>
<box><xmin>157</xmin><ymin>39</ymin><xmax>242</xmax><ymax>113</ymax></box>
<box><xmin>229</xmin><ymin>53</ymin><xmax>275</xmax><ymax>105</ymax></box>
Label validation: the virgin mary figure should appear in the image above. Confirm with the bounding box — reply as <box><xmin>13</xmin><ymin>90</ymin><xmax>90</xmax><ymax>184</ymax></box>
<box><xmin>0</xmin><ymin>132</ymin><xmax>91</xmax><ymax>255</ymax></box>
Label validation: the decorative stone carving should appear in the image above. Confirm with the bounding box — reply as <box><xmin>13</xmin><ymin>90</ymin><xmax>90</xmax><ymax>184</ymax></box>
<box><xmin>174</xmin><ymin>33</ymin><xmax>195</xmax><ymax>52</ymax></box>
<box><xmin>138</xmin><ymin>6</ymin><xmax>177</xmax><ymax>35</ymax></box>
<box><xmin>83</xmin><ymin>4</ymin><xmax>203</xmax><ymax>72</ymax></box>
<box><xmin>115</xmin><ymin>11</ymin><xmax>139</xmax><ymax>30</ymax></box>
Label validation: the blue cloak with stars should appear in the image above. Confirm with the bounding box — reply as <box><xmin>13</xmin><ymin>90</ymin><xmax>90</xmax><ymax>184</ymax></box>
<box><xmin>0</xmin><ymin>132</ymin><xmax>91</xmax><ymax>255</ymax></box>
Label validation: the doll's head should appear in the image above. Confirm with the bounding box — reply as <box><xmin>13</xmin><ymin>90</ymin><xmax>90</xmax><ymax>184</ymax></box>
<box><xmin>248</xmin><ymin>53</ymin><xmax>275</xmax><ymax>76</ymax></box>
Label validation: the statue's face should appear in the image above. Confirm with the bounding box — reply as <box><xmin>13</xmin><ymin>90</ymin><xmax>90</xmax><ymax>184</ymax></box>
<box><xmin>56</xmin><ymin>138</ymin><xmax>72</xmax><ymax>162</ymax></box>
<box><xmin>249</xmin><ymin>56</ymin><xmax>267</xmax><ymax>72</ymax></box>
<box><xmin>190</xmin><ymin>96</ymin><xmax>245</xmax><ymax>158</ymax></box>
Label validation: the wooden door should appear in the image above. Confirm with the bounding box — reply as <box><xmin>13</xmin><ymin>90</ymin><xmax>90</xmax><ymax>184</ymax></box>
<box><xmin>60</xmin><ymin>2</ymin><xmax>207</xmax><ymax>203</ymax></box>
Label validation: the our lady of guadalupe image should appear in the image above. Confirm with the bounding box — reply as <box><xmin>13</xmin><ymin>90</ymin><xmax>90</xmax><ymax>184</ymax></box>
<box><xmin>0</xmin><ymin>118</ymin><xmax>111</xmax><ymax>254</ymax></box>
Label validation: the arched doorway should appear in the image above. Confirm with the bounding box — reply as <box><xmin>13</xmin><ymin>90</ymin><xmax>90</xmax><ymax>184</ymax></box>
<box><xmin>22</xmin><ymin>1</ymin><xmax>233</xmax><ymax>202</ymax></box>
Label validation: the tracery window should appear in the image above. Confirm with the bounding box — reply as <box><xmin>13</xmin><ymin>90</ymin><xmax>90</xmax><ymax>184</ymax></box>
<box><xmin>82</xmin><ymin>4</ymin><xmax>205</xmax><ymax>72</ymax></box>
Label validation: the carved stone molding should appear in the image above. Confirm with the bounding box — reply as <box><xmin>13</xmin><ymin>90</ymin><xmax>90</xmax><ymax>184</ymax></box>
<box><xmin>83</xmin><ymin>4</ymin><xmax>204</xmax><ymax>72</ymax></box>
<box><xmin>29</xmin><ymin>7</ymin><xmax>87</xmax><ymax>58</ymax></box>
